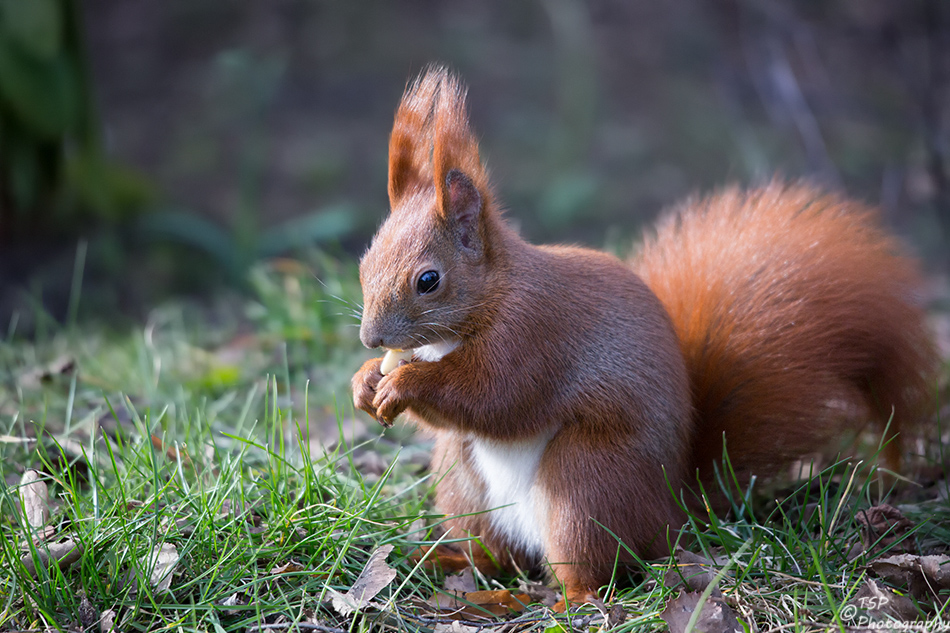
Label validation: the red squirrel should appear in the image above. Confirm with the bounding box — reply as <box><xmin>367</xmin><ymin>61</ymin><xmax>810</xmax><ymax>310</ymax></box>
<box><xmin>351</xmin><ymin>66</ymin><xmax>938</xmax><ymax>605</ymax></box>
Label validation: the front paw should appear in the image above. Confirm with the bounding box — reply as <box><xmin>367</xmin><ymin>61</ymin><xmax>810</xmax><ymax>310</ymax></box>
<box><xmin>373</xmin><ymin>367</ymin><xmax>413</xmax><ymax>426</ymax></box>
<box><xmin>352</xmin><ymin>357</ymin><xmax>383</xmax><ymax>421</ymax></box>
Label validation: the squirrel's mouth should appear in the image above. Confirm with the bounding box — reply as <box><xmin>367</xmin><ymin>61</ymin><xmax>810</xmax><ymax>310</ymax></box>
<box><xmin>380</xmin><ymin>338</ymin><xmax>460</xmax><ymax>374</ymax></box>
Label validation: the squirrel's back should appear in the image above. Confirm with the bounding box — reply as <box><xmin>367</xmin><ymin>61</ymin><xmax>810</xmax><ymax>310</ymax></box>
<box><xmin>633</xmin><ymin>182</ymin><xmax>937</xmax><ymax>486</ymax></box>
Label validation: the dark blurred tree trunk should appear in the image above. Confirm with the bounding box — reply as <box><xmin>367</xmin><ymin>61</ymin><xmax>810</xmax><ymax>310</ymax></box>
<box><xmin>923</xmin><ymin>0</ymin><xmax>950</xmax><ymax>238</ymax></box>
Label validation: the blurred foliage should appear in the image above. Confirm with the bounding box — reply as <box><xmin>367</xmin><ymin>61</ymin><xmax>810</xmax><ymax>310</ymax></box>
<box><xmin>245</xmin><ymin>253</ymin><xmax>367</xmax><ymax>402</ymax></box>
<box><xmin>137</xmin><ymin>50</ymin><xmax>356</xmax><ymax>284</ymax></box>
<box><xmin>0</xmin><ymin>0</ymin><xmax>151</xmax><ymax>241</ymax></box>
<box><xmin>139</xmin><ymin>203</ymin><xmax>355</xmax><ymax>285</ymax></box>
<box><xmin>2</xmin><ymin>0</ymin><xmax>948</xmax><ymax>327</ymax></box>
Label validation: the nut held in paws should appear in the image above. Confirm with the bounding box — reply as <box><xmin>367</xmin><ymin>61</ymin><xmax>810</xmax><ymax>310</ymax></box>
<box><xmin>380</xmin><ymin>349</ymin><xmax>413</xmax><ymax>375</ymax></box>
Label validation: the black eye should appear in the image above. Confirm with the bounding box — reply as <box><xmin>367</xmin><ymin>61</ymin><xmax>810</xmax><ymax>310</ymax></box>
<box><xmin>417</xmin><ymin>270</ymin><xmax>440</xmax><ymax>294</ymax></box>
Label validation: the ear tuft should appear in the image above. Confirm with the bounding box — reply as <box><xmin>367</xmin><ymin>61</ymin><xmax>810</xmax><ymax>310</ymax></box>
<box><xmin>388</xmin><ymin>65</ymin><xmax>492</xmax><ymax>239</ymax></box>
<box><xmin>388</xmin><ymin>66</ymin><xmax>443</xmax><ymax>206</ymax></box>
<box><xmin>433</xmin><ymin>72</ymin><xmax>489</xmax><ymax>194</ymax></box>
<box><xmin>444</xmin><ymin>169</ymin><xmax>482</xmax><ymax>252</ymax></box>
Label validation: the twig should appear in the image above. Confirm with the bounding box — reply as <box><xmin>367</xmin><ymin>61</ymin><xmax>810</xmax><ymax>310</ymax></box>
<box><xmin>765</xmin><ymin>37</ymin><xmax>840</xmax><ymax>187</ymax></box>
<box><xmin>393</xmin><ymin>604</ymin><xmax>552</xmax><ymax>630</ymax></box>
<box><xmin>769</xmin><ymin>570</ymin><xmax>845</xmax><ymax>590</ymax></box>
<box><xmin>246</xmin><ymin>623</ymin><xmax>346</xmax><ymax>633</ymax></box>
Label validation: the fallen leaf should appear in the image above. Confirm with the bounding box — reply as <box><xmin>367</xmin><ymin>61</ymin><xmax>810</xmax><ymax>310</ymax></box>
<box><xmin>78</xmin><ymin>591</ymin><xmax>98</xmax><ymax>630</ymax></box>
<box><xmin>18</xmin><ymin>355</ymin><xmax>76</xmax><ymax>388</ymax></box>
<box><xmin>21</xmin><ymin>538</ymin><xmax>83</xmax><ymax>577</ymax></box>
<box><xmin>856</xmin><ymin>504</ymin><xmax>917</xmax><ymax>556</ymax></box>
<box><xmin>660</xmin><ymin>591</ymin><xmax>743</xmax><ymax>633</ymax></box>
<box><xmin>429</xmin><ymin>589</ymin><xmax>532</xmax><ymax>619</ymax></box>
<box><xmin>19</xmin><ymin>470</ymin><xmax>49</xmax><ymax>529</ymax></box>
<box><xmin>99</xmin><ymin>608</ymin><xmax>117</xmax><ymax>633</ymax></box>
<box><xmin>443</xmin><ymin>568</ymin><xmax>478</xmax><ymax>594</ymax></box>
<box><xmin>18</xmin><ymin>524</ymin><xmax>57</xmax><ymax>546</ymax></box>
<box><xmin>218</xmin><ymin>592</ymin><xmax>248</xmax><ymax>615</ymax></box>
<box><xmin>869</xmin><ymin>554</ymin><xmax>950</xmax><ymax>603</ymax></box>
<box><xmin>271</xmin><ymin>560</ymin><xmax>307</xmax><ymax>575</ymax></box>
<box><xmin>329</xmin><ymin>544</ymin><xmax>397</xmax><ymax>616</ymax></box>
<box><xmin>403</xmin><ymin>518</ymin><xmax>427</xmax><ymax>538</ymax></box>
<box><xmin>518</xmin><ymin>580</ymin><xmax>559</xmax><ymax>607</ymax></box>
<box><xmin>607</xmin><ymin>604</ymin><xmax>627</xmax><ymax>627</ymax></box>
<box><xmin>148</xmin><ymin>543</ymin><xmax>180</xmax><ymax>593</ymax></box>
<box><xmin>151</xmin><ymin>436</ymin><xmax>193</xmax><ymax>468</ymax></box>
<box><xmin>353</xmin><ymin>450</ymin><xmax>388</xmax><ymax>478</ymax></box>
<box><xmin>849</xmin><ymin>580</ymin><xmax>919</xmax><ymax>622</ymax></box>
<box><xmin>919</xmin><ymin>555</ymin><xmax>950</xmax><ymax>587</ymax></box>
<box><xmin>664</xmin><ymin>549</ymin><xmax>721</xmax><ymax>594</ymax></box>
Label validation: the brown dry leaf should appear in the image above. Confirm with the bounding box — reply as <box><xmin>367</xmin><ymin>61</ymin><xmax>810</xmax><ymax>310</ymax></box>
<box><xmin>660</xmin><ymin>591</ymin><xmax>743</xmax><ymax>633</ymax></box>
<box><xmin>664</xmin><ymin>549</ymin><xmax>721</xmax><ymax>594</ymax></box>
<box><xmin>443</xmin><ymin>568</ymin><xmax>478</xmax><ymax>594</ymax></box>
<box><xmin>99</xmin><ymin>608</ymin><xmax>117</xmax><ymax>633</ymax></box>
<box><xmin>151</xmin><ymin>435</ymin><xmax>193</xmax><ymax>468</ymax></box>
<box><xmin>19</xmin><ymin>469</ymin><xmax>49</xmax><ymax>529</ymax></box>
<box><xmin>329</xmin><ymin>544</ymin><xmax>397</xmax><ymax>616</ymax></box>
<box><xmin>18</xmin><ymin>355</ymin><xmax>76</xmax><ymax>389</ymax></box>
<box><xmin>353</xmin><ymin>450</ymin><xmax>388</xmax><ymax>478</ymax></box>
<box><xmin>21</xmin><ymin>538</ymin><xmax>83</xmax><ymax>577</ymax></box>
<box><xmin>869</xmin><ymin>554</ymin><xmax>950</xmax><ymax>602</ymax></box>
<box><xmin>270</xmin><ymin>560</ymin><xmax>307</xmax><ymax>575</ymax></box>
<box><xmin>78</xmin><ymin>591</ymin><xmax>98</xmax><ymax>631</ymax></box>
<box><xmin>607</xmin><ymin>604</ymin><xmax>627</xmax><ymax>628</ymax></box>
<box><xmin>430</xmin><ymin>589</ymin><xmax>532</xmax><ymax>619</ymax></box>
<box><xmin>856</xmin><ymin>504</ymin><xmax>917</xmax><ymax>556</ymax></box>
<box><xmin>849</xmin><ymin>579</ymin><xmax>919</xmax><ymax>622</ymax></box>
<box><xmin>920</xmin><ymin>555</ymin><xmax>950</xmax><ymax>586</ymax></box>
<box><xmin>19</xmin><ymin>525</ymin><xmax>57</xmax><ymax>546</ymax></box>
<box><xmin>518</xmin><ymin>580</ymin><xmax>559</xmax><ymax>607</ymax></box>
<box><xmin>403</xmin><ymin>518</ymin><xmax>427</xmax><ymax>538</ymax></box>
<box><xmin>148</xmin><ymin>543</ymin><xmax>180</xmax><ymax>593</ymax></box>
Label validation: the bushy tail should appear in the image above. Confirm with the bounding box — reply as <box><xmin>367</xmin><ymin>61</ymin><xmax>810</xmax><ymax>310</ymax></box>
<box><xmin>633</xmin><ymin>182</ymin><xmax>938</xmax><ymax>486</ymax></box>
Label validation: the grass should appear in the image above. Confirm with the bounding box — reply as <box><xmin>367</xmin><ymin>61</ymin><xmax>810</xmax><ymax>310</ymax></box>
<box><xmin>0</xmin><ymin>254</ymin><xmax>947</xmax><ymax>632</ymax></box>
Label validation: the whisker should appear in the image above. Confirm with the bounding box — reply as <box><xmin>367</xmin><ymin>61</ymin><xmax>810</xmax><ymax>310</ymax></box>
<box><xmin>307</xmin><ymin>271</ymin><xmax>363</xmax><ymax>311</ymax></box>
<box><xmin>420</xmin><ymin>301</ymin><xmax>490</xmax><ymax>317</ymax></box>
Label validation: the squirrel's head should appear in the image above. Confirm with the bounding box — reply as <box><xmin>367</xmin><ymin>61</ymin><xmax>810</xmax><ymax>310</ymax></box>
<box><xmin>358</xmin><ymin>66</ymin><xmax>502</xmax><ymax>351</ymax></box>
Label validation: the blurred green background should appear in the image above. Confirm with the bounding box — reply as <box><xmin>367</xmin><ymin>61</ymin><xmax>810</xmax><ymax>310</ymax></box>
<box><xmin>2</xmin><ymin>0</ymin><xmax>948</xmax><ymax>328</ymax></box>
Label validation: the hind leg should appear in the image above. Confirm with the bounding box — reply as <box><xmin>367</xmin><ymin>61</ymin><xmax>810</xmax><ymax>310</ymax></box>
<box><xmin>537</xmin><ymin>428</ymin><xmax>680</xmax><ymax>608</ymax></box>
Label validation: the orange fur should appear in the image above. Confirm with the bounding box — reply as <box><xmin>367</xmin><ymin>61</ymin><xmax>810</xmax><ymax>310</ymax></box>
<box><xmin>634</xmin><ymin>184</ymin><xmax>937</xmax><ymax>485</ymax></box>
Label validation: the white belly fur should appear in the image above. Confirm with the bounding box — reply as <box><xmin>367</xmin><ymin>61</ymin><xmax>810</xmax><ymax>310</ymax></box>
<box><xmin>413</xmin><ymin>339</ymin><xmax>460</xmax><ymax>362</ymax></box>
<box><xmin>469</xmin><ymin>432</ymin><xmax>553</xmax><ymax>559</ymax></box>
<box><xmin>412</xmin><ymin>338</ymin><xmax>551</xmax><ymax>558</ymax></box>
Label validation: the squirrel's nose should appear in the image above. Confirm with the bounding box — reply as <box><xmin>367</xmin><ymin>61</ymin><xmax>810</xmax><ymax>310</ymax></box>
<box><xmin>359</xmin><ymin>322</ymin><xmax>384</xmax><ymax>349</ymax></box>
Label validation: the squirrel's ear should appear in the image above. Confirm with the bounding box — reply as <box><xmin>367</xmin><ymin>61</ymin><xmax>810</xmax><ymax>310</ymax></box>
<box><xmin>388</xmin><ymin>69</ymin><xmax>441</xmax><ymax>207</ymax></box>
<box><xmin>444</xmin><ymin>169</ymin><xmax>482</xmax><ymax>253</ymax></box>
<box><xmin>432</xmin><ymin>69</ymin><xmax>491</xmax><ymax>252</ymax></box>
